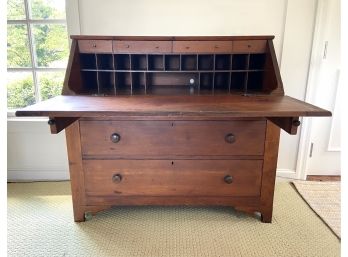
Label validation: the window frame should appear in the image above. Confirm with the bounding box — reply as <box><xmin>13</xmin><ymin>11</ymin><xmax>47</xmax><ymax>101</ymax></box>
<box><xmin>7</xmin><ymin>0</ymin><xmax>68</xmax><ymax>116</ymax></box>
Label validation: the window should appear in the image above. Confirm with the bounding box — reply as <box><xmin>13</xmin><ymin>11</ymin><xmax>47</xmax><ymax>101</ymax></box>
<box><xmin>7</xmin><ymin>0</ymin><xmax>69</xmax><ymax>110</ymax></box>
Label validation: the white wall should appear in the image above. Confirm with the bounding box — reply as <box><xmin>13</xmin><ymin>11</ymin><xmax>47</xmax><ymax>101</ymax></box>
<box><xmin>7</xmin><ymin>0</ymin><xmax>318</xmax><ymax>180</ymax></box>
<box><xmin>7</xmin><ymin>119</ymin><xmax>69</xmax><ymax>181</ymax></box>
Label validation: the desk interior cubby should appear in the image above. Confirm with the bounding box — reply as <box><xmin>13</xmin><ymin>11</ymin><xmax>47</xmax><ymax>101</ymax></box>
<box><xmin>181</xmin><ymin>55</ymin><xmax>197</xmax><ymax>70</ymax></box>
<box><xmin>131</xmin><ymin>55</ymin><xmax>147</xmax><ymax>70</ymax></box>
<box><xmin>198</xmin><ymin>55</ymin><xmax>214</xmax><ymax>70</ymax></box>
<box><xmin>165</xmin><ymin>55</ymin><xmax>180</xmax><ymax>70</ymax></box>
<box><xmin>148</xmin><ymin>55</ymin><xmax>164</xmax><ymax>70</ymax></box>
<box><xmin>78</xmin><ymin>51</ymin><xmax>272</xmax><ymax>96</ymax></box>
<box><xmin>215</xmin><ymin>55</ymin><xmax>231</xmax><ymax>70</ymax></box>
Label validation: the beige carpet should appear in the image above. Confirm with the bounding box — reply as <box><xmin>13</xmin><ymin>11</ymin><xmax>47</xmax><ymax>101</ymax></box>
<box><xmin>293</xmin><ymin>181</ymin><xmax>341</xmax><ymax>238</ymax></box>
<box><xmin>8</xmin><ymin>182</ymin><xmax>340</xmax><ymax>257</ymax></box>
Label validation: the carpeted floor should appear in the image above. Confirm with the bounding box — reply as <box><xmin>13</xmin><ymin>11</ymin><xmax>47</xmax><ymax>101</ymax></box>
<box><xmin>7</xmin><ymin>182</ymin><xmax>340</xmax><ymax>257</ymax></box>
<box><xmin>293</xmin><ymin>181</ymin><xmax>341</xmax><ymax>238</ymax></box>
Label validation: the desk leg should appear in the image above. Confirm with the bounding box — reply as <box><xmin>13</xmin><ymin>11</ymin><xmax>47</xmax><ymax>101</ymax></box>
<box><xmin>65</xmin><ymin>120</ymin><xmax>87</xmax><ymax>222</ymax></box>
<box><xmin>260</xmin><ymin>120</ymin><xmax>280</xmax><ymax>223</ymax></box>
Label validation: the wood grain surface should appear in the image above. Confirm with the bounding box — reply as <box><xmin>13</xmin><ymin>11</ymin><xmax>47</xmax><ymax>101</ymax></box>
<box><xmin>16</xmin><ymin>95</ymin><xmax>331</xmax><ymax>118</ymax></box>
<box><xmin>83</xmin><ymin>160</ymin><xmax>263</xmax><ymax>197</ymax></box>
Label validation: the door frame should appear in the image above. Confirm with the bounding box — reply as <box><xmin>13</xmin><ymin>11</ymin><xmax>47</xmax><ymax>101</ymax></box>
<box><xmin>295</xmin><ymin>0</ymin><xmax>339</xmax><ymax>180</ymax></box>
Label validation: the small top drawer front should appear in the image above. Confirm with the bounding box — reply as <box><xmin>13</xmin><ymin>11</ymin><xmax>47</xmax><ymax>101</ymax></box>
<box><xmin>173</xmin><ymin>41</ymin><xmax>232</xmax><ymax>53</ymax></box>
<box><xmin>78</xmin><ymin>40</ymin><xmax>113</xmax><ymax>53</ymax></box>
<box><xmin>113</xmin><ymin>41</ymin><xmax>172</xmax><ymax>53</ymax></box>
<box><xmin>233</xmin><ymin>40</ymin><xmax>267</xmax><ymax>53</ymax></box>
<box><xmin>80</xmin><ymin>120</ymin><xmax>266</xmax><ymax>157</ymax></box>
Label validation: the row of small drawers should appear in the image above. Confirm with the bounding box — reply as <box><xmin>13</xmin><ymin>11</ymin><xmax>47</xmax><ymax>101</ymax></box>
<box><xmin>78</xmin><ymin>40</ymin><xmax>267</xmax><ymax>54</ymax></box>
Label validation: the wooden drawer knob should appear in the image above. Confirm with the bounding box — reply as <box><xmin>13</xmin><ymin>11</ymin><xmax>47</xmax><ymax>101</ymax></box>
<box><xmin>47</xmin><ymin>119</ymin><xmax>55</xmax><ymax>125</ymax></box>
<box><xmin>293</xmin><ymin>120</ymin><xmax>301</xmax><ymax>127</ymax></box>
<box><xmin>224</xmin><ymin>133</ymin><xmax>236</xmax><ymax>143</ymax></box>
<box><xmin>110</xmin><ymin>133</ymin><xmax>121</xmax><ymax>143</ymax></box>
<box><xmin>92</xmin><ymin>43</ymin><xmax>97</xmax><ymax>48</ymax></box>
<box><xmin>224</xmin><ymin>175</ymin><xmax>233</xmax><ymax>184</ymax></box>
<box><xmin>112</xmin><ymin>174</ymin><xmax>122</xmax><ymax>183</ymax></box>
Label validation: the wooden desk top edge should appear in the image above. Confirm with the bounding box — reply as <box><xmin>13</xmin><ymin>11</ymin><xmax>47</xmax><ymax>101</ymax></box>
<box><xmin>15</xmin><ymin>95</ymin><xmax>331</xmax><ymax>118</ymax></box>
<box><xmin>70</xmin><ymin>35</ymin><xmax>275</xmax><ymax>40</ymax></box>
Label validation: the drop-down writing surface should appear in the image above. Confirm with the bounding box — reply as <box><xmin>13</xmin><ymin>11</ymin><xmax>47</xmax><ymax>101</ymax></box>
<box><xmin>16</xmin><ymin>95</ymin><xmax>331</xmax><ymax>118</ymax></box>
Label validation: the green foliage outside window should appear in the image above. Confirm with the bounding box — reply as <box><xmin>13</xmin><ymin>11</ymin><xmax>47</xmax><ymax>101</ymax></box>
<box><xmin>7</xmin><ymin>72</ymin><xmax>65</xmax><ymax>109</ymax></box>
<box><xmin>7</xmin><ymin>0</ymin><xmax>68</xmax><ymax>109</ymax></box>
<box><xmin>7</xmin><ymin>76</ymin><xmax>36</xmax><ymax>109</ymax></box>
<box><xmin>39</xmin><ymin>72</ymin><xmax>65</xmax><ymax>101</ymax></box>
<box><xmin>7</xmin><ymin>24</ymin><xmax>31</xmax><ymax>68</ymax></box>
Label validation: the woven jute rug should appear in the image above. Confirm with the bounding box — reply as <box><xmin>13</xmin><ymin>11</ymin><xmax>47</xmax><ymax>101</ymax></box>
<box><xmin>293</xmin><ymin>181</ymin><xmax>341</xmax><ymax>238</ymax></box>
<box><xmin>8</xmin><ymin>182</ymin><xmax>340</xmax><ymax>257</ymax></box>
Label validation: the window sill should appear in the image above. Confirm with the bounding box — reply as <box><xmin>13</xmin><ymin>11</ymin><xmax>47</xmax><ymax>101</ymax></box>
<box><xmin>7</xmin><ymin>110</ymin><xmax>47</xmax><ymax>122</ymax></box>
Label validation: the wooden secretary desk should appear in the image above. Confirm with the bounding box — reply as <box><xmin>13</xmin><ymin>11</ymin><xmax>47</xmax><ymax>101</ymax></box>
<box><xmin>16</xmin><ymin>36</ymin><xmax>331</xmax><ymax>223</ymax></box>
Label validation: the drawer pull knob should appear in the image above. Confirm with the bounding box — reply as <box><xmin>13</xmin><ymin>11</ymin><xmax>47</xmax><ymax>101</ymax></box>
<box><xmin>185</xmin><ymin>46</ymin><xmax>190</xmax><ymax>49</ymax></box>
<box><xmin>112</xmin><ymin>174</ymin><xmax>122</xmax><ymax>183</ymax></box>
<box><xmin>214</xmin><ymin>45</ymin><xmax>219</xmax><ymax>49</ymax></box>
<box><xmin>47</xmin><ymin>119</ymin><xmax>55</xmax><ymax>125</ymax></box>
<box><xmin>293</xmin><ymin>120</ymin><xmax>301</xmax><ymax>127</ymax></box>
<box><xmin>224</xmin><ymin>175</ymin><xmax>233</xmax><ymax>184</ymax></box>
<box><xmin>92</xmin><ymin>44</ymin><xmax>97</xmax><ymax>48</ymax></box>
<box><xmin>225</xmin><ymin>133</ymin><xmax>236</xmax><ymax>143</ymax></box>
<box><xmin>125</xmin><ymin>45</ymin><xmax>130</xmax><ymax>48</ymax></box>
<box><xmin>110</xmin><ymin>133</ymin><xmax>121</xmax><ymax>143</ymax></box>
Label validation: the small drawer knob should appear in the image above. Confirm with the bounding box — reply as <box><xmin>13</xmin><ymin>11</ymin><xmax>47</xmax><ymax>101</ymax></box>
<box><xmin>112</xmin><ymin>174</ymin><xmax>122</xmax><ymax>183</ymax></box>
<box><xmin>92</xmin><ymin>43</ymin><xmax>97</xmax><ymax>48</ymax></box>
<box><xmin>224</xmin><ymin>175</ymin><xmax>233</xmax><ymax>184</ymax></box>
<box><xmin>225</xmin><ymin>133</ymin><xmax>236</xmax><ymax>144</ymax></box>
<box><xmin>185</xmin><ymin>46</ymin><xmax>190</xmax><ymax>49</ymax></box>
<box><xmin>125</xmin><ymin>45</ymin><xmax>130</xmax><ymax>48</ymax></box>
<box><xmin>47</xmin><ymin>119</ymin><xmax>55</xmax><ymax>125</ymax></box>
<box><xmin>214</xmin><ymin>45</ymin><xmax>219</xmax><ymax>49</ymax></box>
<box><xmin>110</xmin><ymin>133</ymin><xmax>121</xmax><ymax>143</ymax></box>
<box><xmin>293</xmin><ymin>120</ymin><xmax>301</xmax><ymax>127</ymax></box>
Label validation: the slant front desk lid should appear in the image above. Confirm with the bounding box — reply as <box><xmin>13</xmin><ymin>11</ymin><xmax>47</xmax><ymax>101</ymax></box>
<box><xmin>16</xmin><ymin>95</ymin><xmax>330</xmax><ymax>118</ymax></box>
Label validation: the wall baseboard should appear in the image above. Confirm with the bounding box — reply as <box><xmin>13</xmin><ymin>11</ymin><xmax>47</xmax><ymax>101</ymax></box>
<box><xmin>7</xmin><ymin>170</ymin><xmax>69</xmax><ymax>182</ymax></box>
<box><xmin>276</xmin><ymin>169</ymin><xmax>298</xmax><ymax>179</ymax></box>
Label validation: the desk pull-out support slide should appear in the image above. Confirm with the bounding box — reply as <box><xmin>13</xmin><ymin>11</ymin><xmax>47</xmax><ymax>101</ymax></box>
<box><xmin>267</xmin><ymin>117</ymin><xmax>301</xmax><ymax>135</ymax></box>
<box><xmin>48</xmin><ymin>117</ymin><xmax>79</xmax><ymax>134</ymax></box>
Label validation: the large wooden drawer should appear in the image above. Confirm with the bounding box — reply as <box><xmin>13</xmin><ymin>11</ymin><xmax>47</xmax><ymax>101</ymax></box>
<box><xmin>78</xmin><ymin>40</ymin><xmax>113</xmax><ymax>53</ymax></box>
<box><xmin>84</xmin><ymin>160</ymin><xmax>263</xmax><ymax>200</ymax></box>
<box><xmin>80</xmin><ymin>120</ymin><xmax>266</xmax><ymax>157</ymax></box>
<box><xmin>173</xmin><ymin>41</ymin><xmax>232</xmax><ymax>53</ymax></box>
<box><xmin>113</xmin><ymin>40</ymin><xmax>172</xmax><ymax>53</ymax></box>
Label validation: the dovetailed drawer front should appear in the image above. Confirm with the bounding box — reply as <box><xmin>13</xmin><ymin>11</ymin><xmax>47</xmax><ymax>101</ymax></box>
<box><xmin>84</xmin><ymin>160</ymin><xmax>263</xmax><ymax>199</ymax></box>
<box><xmin>113</xmin><ymin>41</ymin><xmax>172</xmax><ymax>53</ymax></box>
<box><xmin>173</xmin><ymin>41</ymin><xmax>232</xmax><ymax>53</ymax></box>
<box><xmin>80</xmin><ymin>120</ymin><xmax>266</xmax><ymax>157</ymax></box>
<box><xmin>78</xmin><ymin>40</ymin><xmax>113</xmax><ymax>53</ymax></box>
<box><xmin>233</xmin><ymin>40</ymin><xmax>267</xmax><ymax>53</ymax></box>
